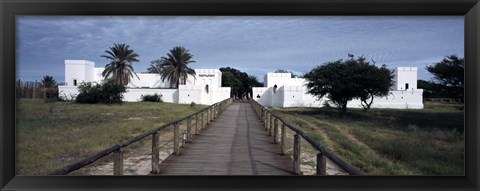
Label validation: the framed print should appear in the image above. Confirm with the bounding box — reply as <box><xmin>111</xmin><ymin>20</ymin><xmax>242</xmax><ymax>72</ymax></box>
<box><xmin>1</xmin><ymin>0</ymin><xmax>479</xmax><ymax>190</ymax></box>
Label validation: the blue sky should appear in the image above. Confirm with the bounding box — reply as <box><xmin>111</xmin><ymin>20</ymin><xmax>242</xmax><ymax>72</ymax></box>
<box><xmin>16</xmin><ymin>16</ymin><xmax>464</xmax><ymax>83</ymax></box>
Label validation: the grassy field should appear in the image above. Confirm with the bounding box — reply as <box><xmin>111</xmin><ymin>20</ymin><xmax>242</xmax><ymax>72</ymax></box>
<box><xmin>16</xmin><ymin>99</ymin><xmax>207</xmax><ymax>175</ymax></box>
<box><xmin>272</xmin><ymin>102</ymin><xmax>464</xmax><ymax>175</ymax></box>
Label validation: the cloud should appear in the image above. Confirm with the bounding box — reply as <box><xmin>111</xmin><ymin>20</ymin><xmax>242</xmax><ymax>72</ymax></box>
<box><xmin>16</xmin><ymin>16</ymin><xmax>463</xmax><ymax>82</ymax></box>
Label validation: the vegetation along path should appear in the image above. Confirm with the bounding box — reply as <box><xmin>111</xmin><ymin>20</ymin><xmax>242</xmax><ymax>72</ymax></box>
<box><xmin>156</xmin><ymin>101</ymin><xmax>294</xmax><ymax>175</ymax></box>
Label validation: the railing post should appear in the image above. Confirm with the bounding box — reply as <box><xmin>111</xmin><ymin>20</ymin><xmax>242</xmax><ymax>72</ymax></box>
<box><xmin>207</xmin><ymin>107</ymin><xmax>211</xmax><ymax>124</ymax></box>
<box><xmin>201</xmin><ymin>110</ymin><xmax>205</xmax><ymax>130</ymax></box>
<box><xmin>280</xmin><ymin>123</ymin><xmax>286</xmax><ymax>155</ymax></box>
<box><xmin>266</xmin><ymin>113</ymin><xmax>270</xmax><ymax>130</ymax></box>
<box><xmin>293</xmin><ymin>133</ymin><xmax>301</xmax><ymax>175</ymax></box>
<box><xmin>261</xmin><ymin>108</ymin><xmax>264</xmax><ymax>121</ymax></box>
<box><xmin>210</xmin><ymin>106</ymin><xmax>213</xmax><ymax>121</ymax></box>
<box><xmin>264</xmin><ymin>110</ymin><xmax>267</xmax><ymax>127</ymax></box>
<box><xmin>151</xmin><ymin>132</ymin><xmax>160</xmax><ymax>174</ymax></box>
<box><xmin>269</xmin><ymin>115</ymin><xmax>274</xmax><ymax>136</ymax></box>
<box><xmin>187</xmin><ymin>117</ymin><xmax>192</xmax><ymax>141</ymax></box>
<box><xmin>195</xmin><ymin>113</ymin><xmax>199</xmax><ymax>135</ymax></box>
<box><xmin>273</xmin><ymin>119</ymin><xmax>279</xmax><ymax>144</ymax></box>
<box><xmin>113</xmin><ymin>149</ymin><xmax>124</xmax><ymax>175</ymax></box>
<box><xmin>174</xmin><ymin>123</ymin><xmax>180</xmax><ymax>155</ymax></box>
<box><xmin>316</xmin><ymin>153</ymin><xmax>327</xmax><ymax>176</ymax></box>
<box><xmin>212</xmin><ymin>106</ymin><xmax>215</xmax><ymax>120</ymax></box>
<box><xmin>212</xmin><ymin>105</ymin><xmax>215</xmax><ymax>119</ymax></box>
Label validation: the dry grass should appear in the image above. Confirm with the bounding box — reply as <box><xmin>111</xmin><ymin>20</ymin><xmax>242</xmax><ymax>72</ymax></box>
<box><xmin>16</xmin><ymin>99</ymin><xmax>207</xmax><ymax>175</ymax></box>
<box><xmin>271</xmin><ymin>102</ymin><xmax>464</xmax><ymax>175</ymax></box>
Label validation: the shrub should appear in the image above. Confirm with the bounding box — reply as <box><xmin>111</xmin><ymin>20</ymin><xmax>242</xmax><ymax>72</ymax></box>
<box><xmin>44</xmin><ymin>88</ymin><xmax>59</xmax><ymax>103</ymax></box>
<box><xmin>75</xmin><ymin>79</ymin><xmax>126</xmax><ymax>104</ymax></box>
<box><xmin>99</xmin><ymin>80</ymin><xmax>127</xmax><ymax>104</ymax></box>
<box><xmin>190</xmin><ymin>102</ymin><xmax>196</xmax><ymax>107</ymax></box>
<box><xmin>140</xmin><ymin>93</ymin><xmax>163</xmax><ymax>102</ymax></box>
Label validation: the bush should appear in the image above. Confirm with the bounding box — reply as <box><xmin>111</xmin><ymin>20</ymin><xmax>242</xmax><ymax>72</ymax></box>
<box><xmin>44</xmin><ymin>88</ymin><xmax>59</xmax><ymax>103</ymax></box>
<box><xmin>140</xmin><ymin>93</ymin><xmax>163</xmax><ymax>102</ymax></box>
<box><xmin>190</xmin><ymin>102</ymin><xmax>196</xmax><ymax>107</ymax></box>
<box><xmin>75</xmin><ymin>79</ymin><xmax>126</xmax><ymax>104</ymax></box>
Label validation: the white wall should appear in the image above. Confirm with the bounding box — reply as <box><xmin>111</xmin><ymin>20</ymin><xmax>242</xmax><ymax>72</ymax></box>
<box><xmin>129</xmin><ymin>73</ymin><xmax>169</xmax><ymax>88</ymax></box>
<box><xmin>93</xmin><ymin>68</ymin><xmax>103</xmax><ymax>82</ymax></box>
<box><xmin>252</xmin><ymin>87</ymin><xmax>271</xmax><ymax>106</ymax></box>
<box><xmin>65</xmin><ymin>60</ymin><xmax>95</xmax><ymax>86</ymax></box>
<box><xmin>59</xmin><ymin>85</ymin><xmax>232</xmax><ymax>105</ymax></box>
<box><xmin>59</xmin><ymin>60</ymin><xmax>230</xmax><ymax>105</ymax></box>
<box><xmin>271</xmin><ymin>86</ymin><xmax>284</xmax><ymax>107</ymax></box>
<box><xmin>253</xmin><ymin>70</ymin><xmax>423</xmax><ymax>109</ymax></box>
<box><xmin>59</xmin><ymin>86</ymin><xmax>180</xmax><ymax>102</ymax></box>
<box><xmin>394</xmin><ymin>67</ymin><xmax>418</xmax><ymax>90</ymax></box>
<box><xmin>347</xmin><ymin>89</ymin><xmax>423</xmax><ymax>109</ymax></box>
<box><xmin>124</xmin><ymin>88</ymin><xmax>178</xmax><ymax>102</ymax></box>
<box><xmin>265</xmin><ymin>73</ymin><xmax>291</xmax><ymax>87</ymax></box>
<box><xmin>282</xmin><ymin>86</ymin><xmax>306</xmax><ymax>107</ymax></box>
<box><xmin>191</xmin><ymin>69</ymin><xmax>223</xmax><ymax>87</ymax></box>
<box><xmin>58</xmin><ymin>86</ymin><xmax>80</xmax><ymax>100</ymax></box>
<box><xmin>178</xmin><ymin>85</ymin><xmax>203</xmax><ymax>104</ymax></box>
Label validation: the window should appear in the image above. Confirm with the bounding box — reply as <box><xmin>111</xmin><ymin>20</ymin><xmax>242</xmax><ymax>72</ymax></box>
<box><xmin>205</xmin><ymin>85</ymin><xmax>209</xmax><ymax>94</ymax></box>
<box><xmin>73</xmin><ymin>79</ymin><xmax>77</xmax><ymax>86</ymax></box>
<box><xmin>273</xmin><ymin>84</ymin><xmax>278</xmax><ymax>94</ymax></box>
<box><xmin>405</xmin><ymin>83</ymin><xmax>409</xmax><ymax>90</ymax></box>
<box><xmin>257</xmin><ymin>94</ymin><xmax>260</xmax><ymax>98</ymax></box>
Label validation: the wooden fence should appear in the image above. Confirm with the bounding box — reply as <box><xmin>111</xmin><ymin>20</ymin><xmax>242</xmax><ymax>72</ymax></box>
<box><xmin>16</xmin><ymin>79</ymin><xmax>58</xmax><ymax>99</ymax></box>
<box><xmin>249</xmin><ymin>99</ymin><xmax>365</xmax><ymax>176</ymax></box>
<box><xmin>49</xmin><ymin>98</ymin><xmax>234</xmax><ymax>175</ymax></box>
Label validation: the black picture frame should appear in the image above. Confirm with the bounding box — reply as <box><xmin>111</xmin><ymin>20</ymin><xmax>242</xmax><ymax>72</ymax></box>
<box><xmin>1</xmin><ymin>0</ymin><xmax>479</xmax><ymax>191</ymax></box>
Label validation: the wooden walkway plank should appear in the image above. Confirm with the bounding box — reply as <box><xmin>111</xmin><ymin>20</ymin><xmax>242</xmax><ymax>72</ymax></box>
<box><xmin>156</xmin><ymin>101</ymin><xmax>294</xmax><ymax>175</ymax></box>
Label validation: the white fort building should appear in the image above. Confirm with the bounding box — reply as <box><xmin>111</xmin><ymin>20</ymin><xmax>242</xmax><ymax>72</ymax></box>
<box><xmin>252</xmin><ymin>67</ymin><xmax>424</xmax><ymax>109</ymax></box>
<box><xmin>59</xmin><ymin>60</ymin><xmax>423</xmax><ymax>109</ymax></box>
<box><xmin>58</xmin><ymin>60</ymin><xmax>231</xmax><ymax>105</ymax></box>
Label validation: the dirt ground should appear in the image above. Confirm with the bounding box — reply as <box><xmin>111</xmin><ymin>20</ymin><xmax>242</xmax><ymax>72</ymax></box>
<box><xmin>85</xmin><ymin>139</ymin><xmax>347</xmax><ymax>175</ymax></box>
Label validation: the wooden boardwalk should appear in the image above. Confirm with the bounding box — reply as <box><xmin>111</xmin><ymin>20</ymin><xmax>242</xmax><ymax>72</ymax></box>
<box><xmin>157</xmin><ymin>101</ymin><xmax>294</xmax><ymax>175</ymax></box>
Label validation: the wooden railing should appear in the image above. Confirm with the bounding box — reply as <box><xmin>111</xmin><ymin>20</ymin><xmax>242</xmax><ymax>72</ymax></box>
<box><xmin>249</xmin><ymin>99</ymin><xmax>365</xmax><ymax>176</ymax></box>
<box><xmin>49</xmin><ymin>98</ymin><xmax>234</xmax><ymax>175</ymax></box>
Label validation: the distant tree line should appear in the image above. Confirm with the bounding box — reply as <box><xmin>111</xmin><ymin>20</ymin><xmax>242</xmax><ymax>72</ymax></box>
<box><xmin>418</xmin><ymin>55</ymin><xmax>464</xmax><ymax>101</ymax></box>
<box><xmin>219</xmin><ymin>67</ymin><xmax>262</xmax><ymax>99</ymax></box>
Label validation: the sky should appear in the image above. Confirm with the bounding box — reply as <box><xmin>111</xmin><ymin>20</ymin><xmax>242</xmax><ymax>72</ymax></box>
<box><xmin>16</xmin><ymin>16</ymin><xmax>464</xmax><ymax>83</ymax></box>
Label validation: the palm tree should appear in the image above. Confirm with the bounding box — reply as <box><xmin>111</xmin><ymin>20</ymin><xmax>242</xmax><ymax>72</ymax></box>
<box><xmin>101</xmin><ymin>43</ymin><xmax>140</xmax><ymax>86</ymax></box>
<box><xmin>159</xmin><ymin>46</ymin><xmax>196</xmax><ymax>88</ymax></box>
<box><xmin>40</xmin><ymin>75</ymin><xmax>57</xmax><ymax>88</ymax></box>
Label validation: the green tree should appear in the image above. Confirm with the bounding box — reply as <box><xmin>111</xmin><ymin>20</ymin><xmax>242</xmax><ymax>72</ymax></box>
<box><xmin>220</xmin><ymin>67</ymin><xmax>262</xmax><ymax>99</ymax></box>
<box><xmin>146</xmin><ymin>59</ymin><xmax>164</xmax><ymax>74</ymax></box>
<box><xmin>221</xmin><ymin>70</ymin><xmax>242</xmax><ymax>98</ymax></box>
<box><xmin>304</xmin><ymin>60</ymin><xmax>359</xmax><ymax>115</ymax></box>
<box><xmin>356</xmin><ymin>58</ymin><xmax>394</xmax><ymax>111</ymax></box>
<box><xmin>40</xmin><ymin>75</ymin><xmax>59</xmax><ymax>102</ymax></box>
<box><xmin>40</xmin><ymin>75</ymin><xmax>57</xmax><ymax>88</ymax></box>
<box><xmin>418</xmin><ymin>79</ymin><xmax>443</xmax><ymax>98</ymax></box>
<box><xmin>101</xmin><ymin>43</ymin><xmax>140</xmax><ymax>86</ymax></box>
<box><xmin>158</xmin><ymin>46</ymin><xmax>196</xmax><ymax>88</ymax></box>
<box><xmin>425</xmin><ymin>55</ymin><xmax>464</xmax><ymax>100</ymax></box>
<box><xmin>304</xmin><ymin>57</ymin><xmax>394</xmax><ymax>115</ymax></box>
